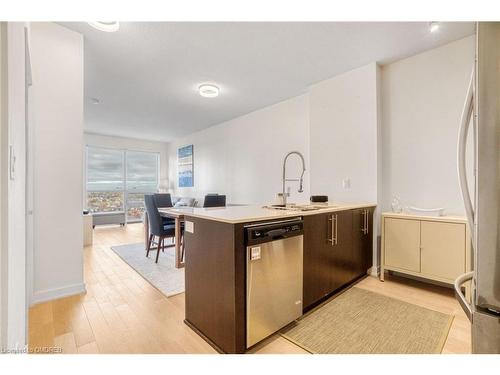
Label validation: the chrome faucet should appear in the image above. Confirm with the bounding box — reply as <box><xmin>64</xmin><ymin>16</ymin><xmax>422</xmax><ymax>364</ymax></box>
<box><xmin>282</xmin><ymin>151</ymin><xmax>306</xmax><ymax>206</ymax></box>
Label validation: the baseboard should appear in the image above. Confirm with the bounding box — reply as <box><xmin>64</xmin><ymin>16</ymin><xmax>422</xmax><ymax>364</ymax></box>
<box><xmin>31</xmin><ymin>282</ymin><xmax>86</xmax><ymax>305</ymax></box>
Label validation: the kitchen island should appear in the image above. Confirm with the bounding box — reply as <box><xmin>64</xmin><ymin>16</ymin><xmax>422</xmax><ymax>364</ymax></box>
<box><xmin>179</xmin><ymin>203</ymin><xmax>376</xmax><ymax>353</ymax></box>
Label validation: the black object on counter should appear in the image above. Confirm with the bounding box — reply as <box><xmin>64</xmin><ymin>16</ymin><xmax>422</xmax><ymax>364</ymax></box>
<box><xmin>310</xmin><ymin>195</ymin><xmax>328</xmax><ymax>203</ymax></box>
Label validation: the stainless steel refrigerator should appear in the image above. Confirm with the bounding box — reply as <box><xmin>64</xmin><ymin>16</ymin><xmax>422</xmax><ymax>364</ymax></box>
<box><xmin>455</xmin><ymin>22</ymin><xmax>500</xmax><ymax>354</ymax></box>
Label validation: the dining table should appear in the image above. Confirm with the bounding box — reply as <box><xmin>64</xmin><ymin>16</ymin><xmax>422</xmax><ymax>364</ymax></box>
<box><xmin>143</xmin><ymin>207</ymin><xmax>188</xmax><ymax>268</ymax></box>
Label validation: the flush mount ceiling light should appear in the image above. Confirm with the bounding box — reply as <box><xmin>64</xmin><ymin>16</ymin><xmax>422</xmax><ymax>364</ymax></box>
<box><xmin>88</xmin><ymin>22</ymin><xmax>120</xmax><ymax>32</ymax></box>
<box><xmin>198</xmin><ymin>84</ymin><xmax>220</xmax><ymax>98</ymax></box>
<box><xmin>429</xmin><ymin>21</ymin><xmax>440</xmax><ymax>33</ymax></box>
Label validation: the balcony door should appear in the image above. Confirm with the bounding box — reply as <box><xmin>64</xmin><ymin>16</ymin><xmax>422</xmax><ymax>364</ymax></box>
<box><xmin>86</xmin><ymin>146</ymin><xmax>159</xmax><ymax>223</ymax></box>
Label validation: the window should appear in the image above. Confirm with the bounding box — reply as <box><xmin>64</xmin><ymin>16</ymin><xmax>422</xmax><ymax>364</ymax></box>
<box><xmin>86</xmin><ymin>147</ymin><xmax>160</xmax><ymax>222</ymax></box>
<box><xmin>86</xmin><ymin>147</ymin><xmax>124</xmax><ymax>213</ymax></box>
<box><xmin>125</xmin><ymin>151</ymin><xmax>159</xmax><ymax>221</ymax></box>
<box><xmin>126</xmin><ymin>151</ymin><xmax>159</xmax><ymax>192</ymax></box>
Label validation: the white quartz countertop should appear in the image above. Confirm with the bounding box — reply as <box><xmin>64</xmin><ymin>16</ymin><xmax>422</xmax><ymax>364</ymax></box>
<box><xmin>169</xmin><ymin>202</ymin><xmax>377</xmax><ymax>224</ymax></box>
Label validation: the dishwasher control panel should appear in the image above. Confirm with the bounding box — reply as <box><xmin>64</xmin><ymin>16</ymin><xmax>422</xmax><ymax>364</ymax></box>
<box><xmin>245</xmin><ymin>219</ymin><xmax>303</xmax><ymax>246</ymax></box>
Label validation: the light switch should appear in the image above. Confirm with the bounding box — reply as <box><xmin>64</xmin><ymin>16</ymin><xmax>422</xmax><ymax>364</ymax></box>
<box><xmin>342</xmin><ymin>178</ymin><xmax>351</xmax><ymax>189</ymax></box>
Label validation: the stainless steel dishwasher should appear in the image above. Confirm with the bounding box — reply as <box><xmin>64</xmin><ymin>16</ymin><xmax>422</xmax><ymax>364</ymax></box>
<box><xmin>245</xmin><ymin>218</ymin><xmax>303</xmax><ymax>348</ymax></box>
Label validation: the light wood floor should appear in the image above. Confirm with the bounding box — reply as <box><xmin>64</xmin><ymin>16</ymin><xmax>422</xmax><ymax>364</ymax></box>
<box><xmin>28</xmin><ymin>223</ymin><xmax>471</xmax><ymax>354</ymax></box>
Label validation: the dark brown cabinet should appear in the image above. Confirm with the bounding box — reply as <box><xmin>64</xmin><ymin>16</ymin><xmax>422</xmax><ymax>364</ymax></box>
<box><xmin>303</xmin><ymin>212</ymin><xmax>331</xmax><ymax>307</ymax></box>
<box><xmin>351</xmin><ymin>207</ymin><xmax>373</xmax><ymax>280</ymax></box>
<box><xmin>303</xmin><ymin>208</ymin><xmax>374</xmax><ymax>310</ymax></box>
<box><xmin>329</xmin><ymin>210</ymin><xmax>353</xmax><ymax>292</ymax></box>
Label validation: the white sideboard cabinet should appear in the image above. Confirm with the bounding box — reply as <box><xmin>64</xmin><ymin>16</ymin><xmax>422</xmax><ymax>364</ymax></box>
<box><xmin>381</xmin><ymin>213</ymin><xmax>471</xmax><ymax>286</ymax></box>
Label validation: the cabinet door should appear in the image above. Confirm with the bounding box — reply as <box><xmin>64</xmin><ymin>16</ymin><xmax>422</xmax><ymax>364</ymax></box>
<box><xmin>302</xmin><ymin>212</ymin><xmax>332</xmax><ymax>308</ymax></box>
<box><xmin>329</xmin><ymin>210</ymin><xmax>353</xmax><ymax>291</ymax></box>
<box><xmin>384</xmin><ymin>218</ymin><xmax>420</xmax><ymax>272</ymax></box>
<box><xmin>352</xmin><ymin>208</ymin><xmax>373</xmax><ymax>279</ymax></box>
<box><xmin>420</xmin><ymin>221</ymin><xmax>466</xmax><ymax>281</ymax></box>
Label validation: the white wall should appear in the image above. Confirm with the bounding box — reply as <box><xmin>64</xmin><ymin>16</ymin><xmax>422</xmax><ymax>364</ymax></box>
<box><xmin>84</xmin><ymin>132</ymin><xmax>169</xmax><ymax>186</ymax></box>
<box><xmin>381</xmin><ymin>36</ymin><xmax>475</xmax><ymax>215</ymax></box>
<box><xmin>309</xmin><ymin>63</ymin><xmax>382</xmax><ymax>272</ymax></box>
<box><xmin>168</xmin><ymin>95</ymin><xmax>310</xmax><ymax>205</ymax></box>
<box><xmin>30</xmin><ymin>23</ymin><xmax>85</xmax><ymax>304</ymax></box>
<box><xmin>309</xmin><ymin>63</ymin><xmax>381</xmax><ymax>204</ymax></box>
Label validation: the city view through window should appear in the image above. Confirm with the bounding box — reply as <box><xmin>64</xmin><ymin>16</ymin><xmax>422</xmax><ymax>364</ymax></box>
<box><xmin>86</xmin><ymin>147</ymin><xmax>159</xmax><ymax>222</ymax></box>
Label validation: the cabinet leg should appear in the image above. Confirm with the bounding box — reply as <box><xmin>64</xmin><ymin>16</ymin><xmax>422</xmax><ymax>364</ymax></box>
<box><xmin>380</xmin><ymin>268</ymin><xmax>385</xmax><ymax>282</ymax></box>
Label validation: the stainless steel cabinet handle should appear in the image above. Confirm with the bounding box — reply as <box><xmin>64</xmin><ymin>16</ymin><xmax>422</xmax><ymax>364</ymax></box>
<box><xmin>367</xmin><ymin>209</ymin><xmax>370</xmax><ymax>234</ymax></box>
<box><xmin>361</xmin><ymin>210</ymin><xmax>366</xmax><ymax>234</ymax></box>
<box><xmin>361</xmin><ymin>210</ymin><xmax>368</xmax><ymax>235</ymax></box>
<box><xmin>328</xmin><ymin>214</ymin><xmax>339</xmax><ymax>245</ymax></box>
<box><xmin>328</xmin><ymin>215</ymin><xmax>334</xmax><ymax>245</ymax></box>
<box><xmin>363</xmin><ymin>210</ymin><xmax>366</xmax><ymax>234</ymax></box>
<box><xmin>365</xmin><ymin>209</ymin><xmax>369</xmax><ymax>235</ymax></box>
<box><xmin>334</xmin><ymin>214</ymin><xmax>338</xmax><ymax>245</ymax></box>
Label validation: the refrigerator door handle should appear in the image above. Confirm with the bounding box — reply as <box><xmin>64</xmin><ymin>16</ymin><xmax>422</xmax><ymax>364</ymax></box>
<box><xmin>454</xmin><ymin>271</ymin><xmax>474</xmax><ymax>322</ymax></box>
<box><xmin>457</xmin><ymin>70</ymin><xmax>476</xmax><ymax>245</ymax></box>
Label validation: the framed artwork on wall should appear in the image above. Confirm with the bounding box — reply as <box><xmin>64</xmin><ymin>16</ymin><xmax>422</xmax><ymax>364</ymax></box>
<box><xmin>178</xmin><ymin>144</ymin><xmax>194</xmax><ymax>187</ymax></box>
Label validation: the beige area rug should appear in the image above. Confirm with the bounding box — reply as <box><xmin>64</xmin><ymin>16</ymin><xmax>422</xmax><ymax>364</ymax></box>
<box><xmin>111</xmin><ymin>243</ymin><xmax>184</xmax><ymax>297</ymax></box>
<box><xmin>282</xmin><ymin>287</ymin><xmax>453</xmax><ymax>354</ymax></box>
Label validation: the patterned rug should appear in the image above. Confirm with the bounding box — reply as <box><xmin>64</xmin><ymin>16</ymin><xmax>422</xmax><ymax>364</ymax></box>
<box><xmin>111</xmin><ymin>242</ymin><xmax>185</xmax><ymax>297</ymax></box>
<box><xmin>282</xmin><ymin>287</ymin><xmax>453</xmax><ymax>354</ymax></box>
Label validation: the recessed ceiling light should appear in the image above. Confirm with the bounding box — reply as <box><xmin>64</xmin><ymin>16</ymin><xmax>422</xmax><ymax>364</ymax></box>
<box><xmin>198</xmin><ymin>84</ymin><xmax>220</xmax><ymax>98</ymax></box>
<box><xmin>88</xmin><ymin>22</ymin><xmax>120</xmax><ymax>32</ymax></box>
<box><xmin>429</xmin><ymin>22</ymin><xmax>440</xmax><ymax>33</ymax></box>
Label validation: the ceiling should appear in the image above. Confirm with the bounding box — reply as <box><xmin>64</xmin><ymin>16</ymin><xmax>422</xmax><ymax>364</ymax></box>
<box><xmin>61</xmin><ymin>22</ymin><xmax>474</xmax><ymax>142</ymax></box>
